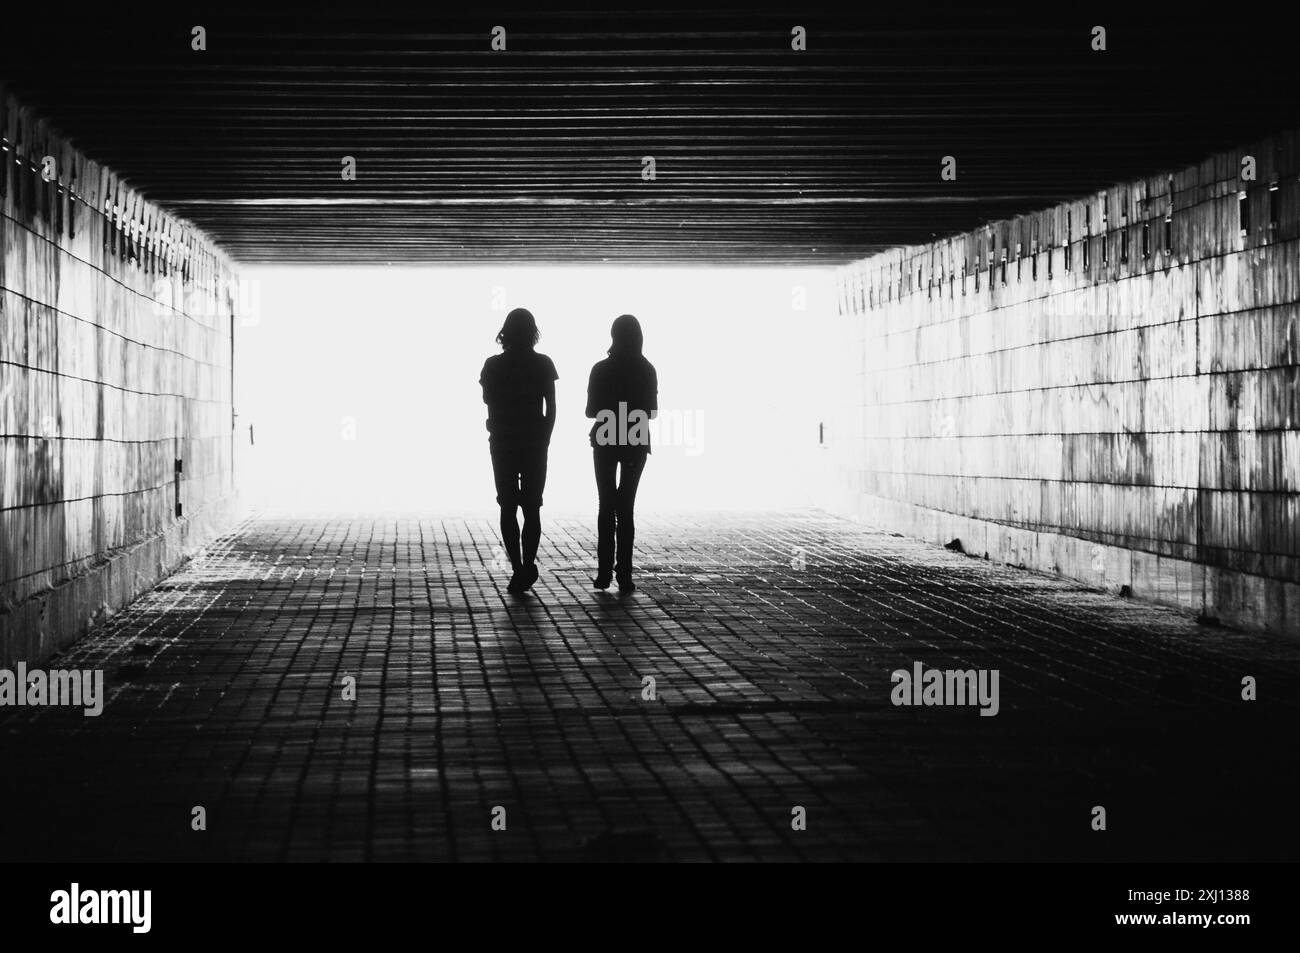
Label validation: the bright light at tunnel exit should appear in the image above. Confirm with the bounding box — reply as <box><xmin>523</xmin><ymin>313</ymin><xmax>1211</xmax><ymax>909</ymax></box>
<box><xmin>234</xmin><ymin>265</ymin><xmax>838</xmax><ymax>514</ymax></box>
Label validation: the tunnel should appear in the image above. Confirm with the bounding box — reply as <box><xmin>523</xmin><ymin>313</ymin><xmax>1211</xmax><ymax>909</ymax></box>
<box><xmin>2</xmin><ymin>3</ymin><xmax>1299</xmax><ymax>891</ymax></box>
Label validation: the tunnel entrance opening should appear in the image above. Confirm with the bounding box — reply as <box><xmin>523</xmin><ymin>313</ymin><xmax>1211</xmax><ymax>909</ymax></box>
<box><xmin>234</xmin><ymin>264</ymin><xmax>838</xmax><ymax>514</ymax></box>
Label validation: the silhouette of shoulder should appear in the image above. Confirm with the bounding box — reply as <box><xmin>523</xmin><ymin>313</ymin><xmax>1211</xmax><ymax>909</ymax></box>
<box><xmin>480</xmin><ymin>350</ymin><xmax>559</xmax><ymax>389</ymax></box>
<box><xmin>586</xmin><ymin>355</ymin><xmax>656</xmax><ymax>417</ymax></box>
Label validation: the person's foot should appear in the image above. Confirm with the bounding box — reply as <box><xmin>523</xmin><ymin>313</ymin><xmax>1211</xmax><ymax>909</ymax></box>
<box><xmin>616</xmin><ymin>572</ymin><xmax>635</xmax><ymax>596</ymax></box>
<box><xmin>593</xmin><ymin>569</ymin><xmax>612</xmax><ymax>590</ymax></box>
<box><xmin>523</xmin><ymin>563</ymin><xmax>540</xmax><ymax>591</ymax></box>
<box><xmin>506</xmin><ymin>567</ymin><xmax>525</xmax><ymax>594</ymax></box>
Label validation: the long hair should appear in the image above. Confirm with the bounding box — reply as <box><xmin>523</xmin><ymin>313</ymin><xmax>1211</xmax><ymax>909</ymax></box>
<box><xmin>607</xmin><ymin>313</ymin><xmax>644</xmax><ymax>357</ymax></box>
<box><xmin>496</xmin><ymin>307</ymin><xmax>540</xmax><ymax>351</ymax></box>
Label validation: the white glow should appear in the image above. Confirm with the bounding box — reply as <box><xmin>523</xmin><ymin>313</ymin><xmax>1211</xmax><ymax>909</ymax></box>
<box><xmin>234</xmin><ymin>265</ymin><xmax>837</xmax><ymax>514</ymax></box>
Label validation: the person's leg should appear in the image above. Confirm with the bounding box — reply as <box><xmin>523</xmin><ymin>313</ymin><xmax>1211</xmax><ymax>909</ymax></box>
<box><xmin>518</xmin><ymin>443</ymin><xmax>548</xmax><ymax>588</ymax></box>
<box><xmin>520</xmin><ymin>506</ymin><xmax>541</xmax><ymax>567</ymax></box>
<box><xmin>593</xmin><ymin>447</ymin><xmax>618</xmax><ymax>586</ymax></box>
<box><xmin>499</xmin><ymin>506</ymin><xmax>522</xmax><ymax>569</ymax></box>
<box><xmin>614</xmin><ymin>450</ymin><xmax>648</xmax><ymax>590</ymax></box>
<box><xmin>490</xmin><ymin>443</ymin><xmax>524</xmax><ymax>583</ymax></box>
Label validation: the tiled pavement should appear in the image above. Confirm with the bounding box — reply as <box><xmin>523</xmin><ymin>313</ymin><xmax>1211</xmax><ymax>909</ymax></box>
<box><xmin>2</xmin><ymin>510</ymin><xmax>1298</xmax><ymax>862</ymax></box>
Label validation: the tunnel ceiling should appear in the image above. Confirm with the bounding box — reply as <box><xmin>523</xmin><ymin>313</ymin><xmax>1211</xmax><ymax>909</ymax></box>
<box><xmin>3</xmin><ymin>4</ymin><xmax>1299</xmax><ymax>265</ymax></box>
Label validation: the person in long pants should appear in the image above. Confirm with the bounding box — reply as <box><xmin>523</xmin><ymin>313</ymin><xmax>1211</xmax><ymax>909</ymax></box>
<box><xmin>479</xmin><ymin>308</ymin><xmax>558</xmax><ymax>594</ymax></box>
<box><xmin>586</xmin><ymin>314</ymin><xmax>658</xmax><ymax>595</ymax></box>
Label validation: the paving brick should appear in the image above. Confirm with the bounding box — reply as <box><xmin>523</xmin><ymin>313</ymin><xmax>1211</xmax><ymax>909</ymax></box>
<box><xmin>1</xmin><ymin>510</ymin><xmax>1297</xmax><ymax>861</ymax></box>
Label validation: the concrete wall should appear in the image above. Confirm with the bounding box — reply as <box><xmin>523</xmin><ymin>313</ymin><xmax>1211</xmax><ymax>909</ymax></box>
<box><xmin>831</xmin><ymin>129</ymin><xmax>1299</xmax><ymax>638</ymax></box>
<box><xmin>0</xmin><ymin>88</ymin><xmax>240</xmax><ymax>667</ymax></box>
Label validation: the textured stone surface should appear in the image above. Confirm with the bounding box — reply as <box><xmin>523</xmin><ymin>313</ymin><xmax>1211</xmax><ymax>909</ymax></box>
<box><xmin>0</xmin><ymin>87</ymin><xmax>239</xmax><ymax>666</ymax></box>
<box><xmin>0</xmin><ymin>511</ymin><xmax>1295</xmax><ymax>862</ymax></box>
<box><xmin>831</xmin><ymin>129</ymin><xmax>1300</xmax><ymax>637</ymax></box>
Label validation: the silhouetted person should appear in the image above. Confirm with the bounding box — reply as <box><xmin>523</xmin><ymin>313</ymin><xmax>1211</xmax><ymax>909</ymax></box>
<box><xmin>586</xmin><ymin>314</ymin><xmax>658</xmax><ymax>595</ymax></box>
<box><xmin>480</xmin><ymin>308</ymin><xmax>557</xmax><ymax>594</ymax></box>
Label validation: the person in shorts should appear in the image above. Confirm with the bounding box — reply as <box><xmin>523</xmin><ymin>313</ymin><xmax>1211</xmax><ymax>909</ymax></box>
<box><xmin>479</xmin><ymin>308</ymin><xmax>558</xmax><ymax>594</ymax></box>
